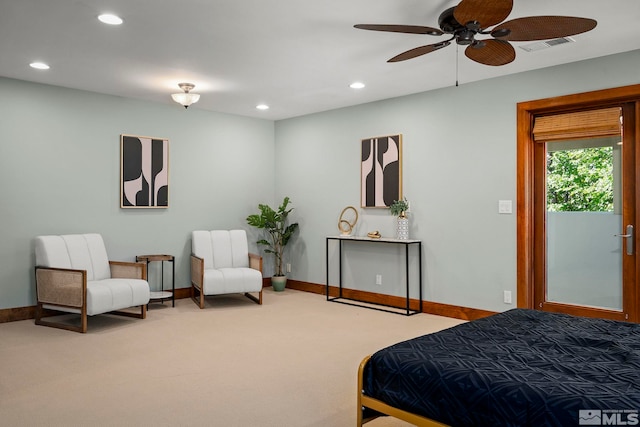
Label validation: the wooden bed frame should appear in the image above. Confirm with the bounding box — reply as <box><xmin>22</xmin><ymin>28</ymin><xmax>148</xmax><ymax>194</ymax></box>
<box><xmin>357</xmin><ymin>355</ymin><xmax>449</xmax><ymax>427</ymax></box>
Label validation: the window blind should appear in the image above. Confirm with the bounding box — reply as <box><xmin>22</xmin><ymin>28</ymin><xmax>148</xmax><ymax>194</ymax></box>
<box><xmin>533</xmin><ymin>107</ymin><xmax>621</xmax><ymax>142</ymax></box>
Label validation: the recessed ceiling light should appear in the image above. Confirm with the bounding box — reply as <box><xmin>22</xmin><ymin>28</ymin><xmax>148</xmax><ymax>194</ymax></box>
<box><xmin>98</xmin><ymin>14</ymin><xmax>123</xmax><ymax>25</ymax></box>
<box><xmin>30</xmin><ymin>62</ymin><xmax>50</xmax><ymax>70</ymax></box>
<box><xmin>350</xmin><ymin>82</ymin><xmax>365</xmax><ymax>89</ymax></box>
<box><xmin>256</xmin><ymin>104</ymin><xmax>269</xmax><ymax>110</ymax></box>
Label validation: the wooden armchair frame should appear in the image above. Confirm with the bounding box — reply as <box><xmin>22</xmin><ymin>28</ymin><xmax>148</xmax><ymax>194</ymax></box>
<box><xmin>35</xmin><ymin>261</ymin><xmax>148</xmax><ymax>333</ymax></box>
<box><xmin>190</xmin><ymin>252</ymin><xmax>263</xmax><ymax>309</ymax></box>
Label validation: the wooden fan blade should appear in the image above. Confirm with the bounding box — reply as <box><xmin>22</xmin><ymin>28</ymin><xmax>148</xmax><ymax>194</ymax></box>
<box><xmin>465</xmin><ymin>39</ymin><xmax>515</xmax><ymax>66</ymax></box>
<box><xmin>492</xmin><ymin>16</ymin><xmax>597</xmax><ymax>41</ymax></box>
<box><xmin>454</xmin><ymin>0</ymin><xmax>513</xmax><ymax>29</ymax></box>
<box><xmin>354</xmin><ymin>24</ymin><xmax>443</xmax><ymax>36</ymax></box>
<box><xmin>388</xmin><ymin>41</ymin><xmax>451</xmax><ymax>62</ymax></box>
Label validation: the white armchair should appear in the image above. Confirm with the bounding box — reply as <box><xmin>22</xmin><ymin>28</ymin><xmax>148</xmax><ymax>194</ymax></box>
<box><xmin>34</xmin><ymin>233</ymin><xmax>150</xmax><ymax>333</ymax></box>
<box><xmin>191</xmin><ymin>230</ymin><xmax>263</xmax><ymax>308</ymax></box>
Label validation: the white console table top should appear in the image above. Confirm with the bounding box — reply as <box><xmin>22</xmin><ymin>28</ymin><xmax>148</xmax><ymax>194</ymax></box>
<box><xmin>327</xmin><ymin>235</ymin><xmax>421</xmax><ymax>244</ymax></box>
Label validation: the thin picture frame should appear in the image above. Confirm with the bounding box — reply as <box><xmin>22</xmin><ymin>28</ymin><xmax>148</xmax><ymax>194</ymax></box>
<box><xmin>361</xmin><ymin>134</ymin><xmax>402</xmax><ymax>208</ymax></box>
<box><xmin>120</xmin><ymin>134</ymin><xmax>169</xmax><ymax>208</ymax></box>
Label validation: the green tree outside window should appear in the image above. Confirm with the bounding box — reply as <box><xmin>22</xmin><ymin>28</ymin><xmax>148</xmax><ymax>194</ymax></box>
<box><xmin>546</xmin><ymin>146</ymin><xmax>614</xmax><ymax>212</ymax></box>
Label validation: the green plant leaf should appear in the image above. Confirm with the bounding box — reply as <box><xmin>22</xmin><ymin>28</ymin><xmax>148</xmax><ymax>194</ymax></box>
<box><xmin>389</xmin><ymin>197</ymin><xmax>409</xmax><ymax>216</ymax></box>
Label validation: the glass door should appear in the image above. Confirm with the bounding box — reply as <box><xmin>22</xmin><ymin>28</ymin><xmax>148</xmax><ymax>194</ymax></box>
<box><xmin>532</xmin><ymin>105</ymin><xmax>636</xmax><ymax>321</ymax></box>
<box><xmin>545</xmin><ymin>137</ymin><xmax>623</xmax><ymax>311</ymax></box>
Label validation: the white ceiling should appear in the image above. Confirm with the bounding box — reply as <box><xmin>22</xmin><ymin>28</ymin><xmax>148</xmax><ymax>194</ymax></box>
<box><xmin>1</xmin><ymin>0</ymin><xmax>639</xmax><ymax>120</ymax></box>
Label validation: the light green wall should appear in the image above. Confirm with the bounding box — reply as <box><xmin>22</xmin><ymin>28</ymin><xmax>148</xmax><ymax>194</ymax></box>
<box><xmin>275</xmin><ymin>49</ymin><xmax>640</xmax><ymax>312</ymax></box>
<box><xmin>0</xmin><ymin>78</ymin><xmax>275</xmax><ymax>309</ymax></box>
<box><xmin>2</xmin><ymin>50</ymin><xmax>639</xmax><ymax>312</ymax></box>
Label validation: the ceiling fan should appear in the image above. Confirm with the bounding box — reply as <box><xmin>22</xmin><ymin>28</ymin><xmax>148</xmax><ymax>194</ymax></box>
<box><xmin>354</xmin><ymin>0</ymin><xmax>597</xmax><ymax>66</ymax></box>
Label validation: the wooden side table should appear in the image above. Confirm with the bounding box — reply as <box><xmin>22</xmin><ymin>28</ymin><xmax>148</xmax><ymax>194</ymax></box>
<box><xmin>136</xmin><ymin>254</ymin><xmax>175</xmax><ymax>307</ymax></box>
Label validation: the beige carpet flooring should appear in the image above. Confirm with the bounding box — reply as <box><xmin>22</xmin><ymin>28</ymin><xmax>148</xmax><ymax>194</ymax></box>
<box><xmin>0</xmin><ymin>288</ymin><xmax>464</xmax><ymax>426</ymax></box>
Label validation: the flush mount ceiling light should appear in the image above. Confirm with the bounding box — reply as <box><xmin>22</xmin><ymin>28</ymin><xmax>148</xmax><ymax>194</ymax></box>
<box><xmin>98</xmin><ymin>14</ymin><xmax>123</xmax><ymax>25</ymax></box>
<box><xmin>171</xmin><ymin>83</ymin><xmax>200</xmax><ymax>109</ymax></box>
<box><xmin>350</xmin><ymin>82</ymin><xmax>365</xmax><ymax>89</ymax></box>
<box><xmin>256</xmin><ymin>104</ymin><xmax>269</xmax><ymax>110</ymax></box>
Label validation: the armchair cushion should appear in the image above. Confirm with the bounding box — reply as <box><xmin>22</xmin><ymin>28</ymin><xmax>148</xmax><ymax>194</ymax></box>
<box><xmin>86</xmin><ymin>278</ymin><xmax>150</xmax><ymax>316</ymax></box>
<box><xmin>202</xmin><ymin>267</ymin><xmax>262</xmax><ymax>295</ymax></box>
<box><xmin>192</xmin><ymin>230</ymin><xmax>251</xmax><ymax>269</ymax></box>
<box><xmin>36</xmin><ymin>234</ymin><xmax>111</xmax><ymax>281</ymax></box>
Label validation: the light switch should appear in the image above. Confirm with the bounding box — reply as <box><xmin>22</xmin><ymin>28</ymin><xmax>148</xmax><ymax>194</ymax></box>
<box><xmin>498</xmin><ymin>200</ymin><xmax>512</xmax><ymax>214</ymax></box>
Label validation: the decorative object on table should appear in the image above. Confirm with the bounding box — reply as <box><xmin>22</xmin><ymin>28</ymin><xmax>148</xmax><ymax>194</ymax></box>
<box><xmin>367</xmin><ymin>231</ymin><xmax>382</xmax><ymax>239</ymax></box>
<box><xmin>246</xmin><ymin>196</ymin><xmax>299</xmax><ymax>292</ymax></box>
<box><xmin>120</xmin><ymin>134</ymin><xmax>169</xmax><ymax>208</ymax></box>
<box><xmin>361</xmin><ymin>134</ymin><xmax>402</xmax><ymax>208</ymax></box>
<box><xmin>390</xmin><ymin>197</ymin><xmax>410</xmax><ymax>240</ymax></box>
<box><xmin>338</xmin><ymin>206</ymin><xmax>359</xmax><ymax>236</ymax></box>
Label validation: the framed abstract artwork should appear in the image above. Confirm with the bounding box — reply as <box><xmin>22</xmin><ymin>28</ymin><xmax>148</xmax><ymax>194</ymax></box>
<box><xmin>361</xmin><ymin>134</ymin><xmax>402</xmax><ymax>208</ymax></box>
<box><xmin>120</xmin><ymin>134</ymin><xmax>169</xmax><ymax>208</ymax></box>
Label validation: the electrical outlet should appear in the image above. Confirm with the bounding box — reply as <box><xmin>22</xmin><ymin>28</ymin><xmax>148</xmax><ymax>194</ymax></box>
<box><xmin>503</xmin><ymin>290</ymin><xmax>512</xmax><ymax>304</ymax></box>
<box><xmin>286</xmin><ymin>263</ymin><xmax>291</xmax><ymax>273</ymax></box>
<box><xmin>375</xmin><ymin>274</ymin><xmax>382</xmax><ymax>285</ymax></box>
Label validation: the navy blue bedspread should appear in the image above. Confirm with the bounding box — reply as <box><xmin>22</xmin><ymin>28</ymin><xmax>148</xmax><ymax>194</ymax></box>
<box><xmin>363</xmin><ymin>309</ymin><xmax>640</xmax><ymax>426</ymax></box>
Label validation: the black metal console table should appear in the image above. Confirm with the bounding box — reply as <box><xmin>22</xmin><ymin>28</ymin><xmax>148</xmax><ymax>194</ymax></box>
<box><xmin>325</xmin><ymin>236</ymin><xmax>423</xmax><ymax>316</ymax></box>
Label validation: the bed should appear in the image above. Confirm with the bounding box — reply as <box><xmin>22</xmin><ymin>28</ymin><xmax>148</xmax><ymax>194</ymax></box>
<box><xmin>357</xmin><ymin>309</ymin><xmax>640</xmax><ymax>426</ymax></box>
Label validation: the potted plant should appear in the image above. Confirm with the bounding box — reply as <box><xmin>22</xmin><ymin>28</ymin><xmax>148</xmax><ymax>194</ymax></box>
<box><xmin>389</xmin><ymin>197</ymin><xmax>410</xmax><ymax>240</ymax></box>
<box><xmin>246</xmin><ymin>196</ymin><xmax>299</xmax><ymax>291</ymax></box>
<box><xmin>389</xmin><ymin>197</ymin><xmax>409</xmax><ymax>217</ymax></box>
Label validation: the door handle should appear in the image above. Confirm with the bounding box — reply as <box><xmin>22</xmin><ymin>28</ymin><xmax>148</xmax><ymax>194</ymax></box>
<box><xmin>615</xmin><ymin>224</ymin><xmax>634</xmax><ymax>255</ymax></box>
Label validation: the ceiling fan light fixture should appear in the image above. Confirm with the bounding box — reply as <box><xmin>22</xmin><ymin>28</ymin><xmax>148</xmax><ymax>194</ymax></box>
<box><xmin>491</xmin><ymin>28</ymin><xmax>511</xmax><ymax>38</ymax></box>
<box><xmin>456</xmin><ymin>29</ymin><xmax>476</xmax><ymax>45</ymax></box>
<box><xmin>465</xmin><ymin>21</ymin><xmax>481</xmax><ymax>31</ymax></box>
<box><xmin>171</xmin><ymin>83</ymin><xmax>200</xmax><ymax>109</ymax></box>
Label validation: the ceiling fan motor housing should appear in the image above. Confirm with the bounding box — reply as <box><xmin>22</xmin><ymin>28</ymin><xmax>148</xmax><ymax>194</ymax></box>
<box><xmin>439</xmin><ymin>7</ymin><xmax>478</xmax><ymax>45</ymax></box>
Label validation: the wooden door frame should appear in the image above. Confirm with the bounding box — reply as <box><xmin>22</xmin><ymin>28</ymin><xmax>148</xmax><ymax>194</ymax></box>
<box><xmin>517</xmin><ymin>84</ymin><xmax>640</xmax><ymax>322</ymax></box>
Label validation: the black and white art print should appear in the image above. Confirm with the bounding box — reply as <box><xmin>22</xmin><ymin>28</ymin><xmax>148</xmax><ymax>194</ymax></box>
<box><xmin>120</xmin><ymin>134</ymin><xmax>169</xmax><ymax>208</ymax></box>
<box><xmin>361</xmin><ymin>134</ymin><xmax>402</xmax><ymax>208</ymax></box>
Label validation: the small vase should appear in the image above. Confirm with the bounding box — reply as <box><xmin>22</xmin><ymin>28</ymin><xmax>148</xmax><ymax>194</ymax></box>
<box><xmin>396</xmin><ymin>213</ymin><xmax>409</xmax><ymax>240</ymax></box>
